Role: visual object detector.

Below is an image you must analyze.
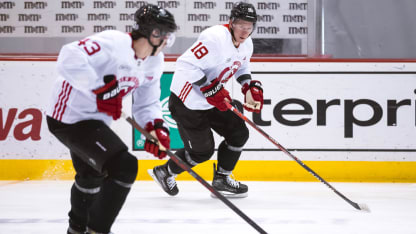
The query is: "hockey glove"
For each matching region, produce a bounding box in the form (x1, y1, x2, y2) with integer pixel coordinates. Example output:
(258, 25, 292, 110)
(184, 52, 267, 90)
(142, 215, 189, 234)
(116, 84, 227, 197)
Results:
(242, 80, 263, 113)
(93, 75, 122, 120)
(145, 119, 170, 159)
(200, 77, 231, 111)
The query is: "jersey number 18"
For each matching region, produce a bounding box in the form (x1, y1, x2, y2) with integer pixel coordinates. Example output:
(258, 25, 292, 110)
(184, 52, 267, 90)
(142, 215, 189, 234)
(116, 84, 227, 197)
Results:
(190, 42, 208, 59)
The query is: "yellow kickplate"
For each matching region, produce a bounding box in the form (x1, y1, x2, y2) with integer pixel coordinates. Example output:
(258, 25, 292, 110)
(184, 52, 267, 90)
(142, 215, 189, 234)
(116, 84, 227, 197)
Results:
(1, 159, 415, 182)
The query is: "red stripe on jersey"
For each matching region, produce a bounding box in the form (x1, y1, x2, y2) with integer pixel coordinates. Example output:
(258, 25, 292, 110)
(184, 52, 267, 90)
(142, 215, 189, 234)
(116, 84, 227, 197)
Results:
(178, 82, 188, 98)
(179, 82, 192, 102)
(57, 85, 72, 121)
(52, 81, 72, 121)
(54, 81, 71, 120)
(178, 82, 189, 99)
(52, 81, 68, 119)
(182, 84, 192, 101)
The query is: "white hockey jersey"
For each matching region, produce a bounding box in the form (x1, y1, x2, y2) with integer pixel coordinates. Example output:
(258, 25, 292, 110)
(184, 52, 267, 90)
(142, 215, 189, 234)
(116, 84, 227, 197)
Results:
(170, 24, 253, 110)
(46, 30, 164, 127)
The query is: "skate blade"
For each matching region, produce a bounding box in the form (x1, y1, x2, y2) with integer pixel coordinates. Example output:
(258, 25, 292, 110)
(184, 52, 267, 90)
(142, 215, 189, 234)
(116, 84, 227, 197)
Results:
(147, 169, 164, 189)
(210, 190, 248, 199)
(147, 169, 178, 196)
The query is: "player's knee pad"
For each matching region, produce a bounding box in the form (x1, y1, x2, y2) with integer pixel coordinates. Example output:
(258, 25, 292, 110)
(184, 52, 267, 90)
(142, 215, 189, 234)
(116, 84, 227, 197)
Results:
(73, 166, 106, 195)
(219, 140, 244, 154)
(188, 146, 215, 164)
(226, 124, 249, 147)
(176, 148, 211, 167)
(168, 148, 213, 175)
(105, 151, 138, 186)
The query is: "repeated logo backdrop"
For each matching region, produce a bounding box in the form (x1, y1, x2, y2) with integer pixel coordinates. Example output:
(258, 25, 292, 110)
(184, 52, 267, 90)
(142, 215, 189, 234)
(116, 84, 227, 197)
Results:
(0, 0, 307, 52)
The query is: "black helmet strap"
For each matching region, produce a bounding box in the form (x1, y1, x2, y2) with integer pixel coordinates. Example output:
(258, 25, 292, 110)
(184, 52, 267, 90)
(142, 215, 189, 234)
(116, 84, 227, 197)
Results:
(147, 34, 164, 56)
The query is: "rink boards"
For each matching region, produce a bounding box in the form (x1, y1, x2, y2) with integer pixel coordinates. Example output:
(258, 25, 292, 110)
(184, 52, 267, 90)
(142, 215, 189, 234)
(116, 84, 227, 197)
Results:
(0, 58, 415, 182)
(0, 159, 415, 182)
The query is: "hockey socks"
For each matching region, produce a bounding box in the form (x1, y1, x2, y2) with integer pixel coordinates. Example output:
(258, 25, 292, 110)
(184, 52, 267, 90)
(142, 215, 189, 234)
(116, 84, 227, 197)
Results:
(87, 178, 132, 233)
(217, 140, 243, 172)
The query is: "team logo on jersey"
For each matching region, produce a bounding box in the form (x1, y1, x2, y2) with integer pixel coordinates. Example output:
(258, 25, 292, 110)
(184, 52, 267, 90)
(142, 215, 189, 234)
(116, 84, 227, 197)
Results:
(219, 60, 242, 83)
(119, 76, 139, 96)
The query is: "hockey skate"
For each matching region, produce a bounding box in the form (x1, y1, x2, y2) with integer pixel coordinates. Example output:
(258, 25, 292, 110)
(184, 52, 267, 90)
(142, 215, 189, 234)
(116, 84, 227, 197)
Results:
(211, 163, 248, 198)
(86, 227, 113, 234)
(67, 219, 86, 234)
(148, 164, 179, 196)
(67, 227, 85, 234)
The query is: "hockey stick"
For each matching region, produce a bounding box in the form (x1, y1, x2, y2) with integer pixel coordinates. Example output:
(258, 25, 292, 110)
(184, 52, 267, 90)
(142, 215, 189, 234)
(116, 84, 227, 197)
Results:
(122, 113, 268, 234)
(225, 102, 370, 212)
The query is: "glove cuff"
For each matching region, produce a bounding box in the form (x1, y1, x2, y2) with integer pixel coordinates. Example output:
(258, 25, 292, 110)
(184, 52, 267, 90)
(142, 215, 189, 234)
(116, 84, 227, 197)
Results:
(242, 80, 263, 94)
(146, 119, 169, 133)
(241, 82, 249, 94)
(93, 75, 118, 97)
(200, 78, 222, 97)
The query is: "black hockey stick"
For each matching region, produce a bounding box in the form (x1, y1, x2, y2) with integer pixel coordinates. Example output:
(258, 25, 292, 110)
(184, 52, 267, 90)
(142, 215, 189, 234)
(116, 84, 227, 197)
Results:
(122, 113, 268, 234)
(225, 102, 370, 212)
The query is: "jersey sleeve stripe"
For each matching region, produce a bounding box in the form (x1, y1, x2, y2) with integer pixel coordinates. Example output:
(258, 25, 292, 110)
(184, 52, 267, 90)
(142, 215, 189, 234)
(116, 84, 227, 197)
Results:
(52, 81, 72, 121)
(57, 85, 72, 121)
(52, 81, 68, 119)
(178, 81, 189, 98)
(179, 82, 193, 102)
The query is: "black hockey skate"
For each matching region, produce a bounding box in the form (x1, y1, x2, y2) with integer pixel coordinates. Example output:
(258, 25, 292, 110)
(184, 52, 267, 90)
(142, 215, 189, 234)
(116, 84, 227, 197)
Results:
(148, 164, 179, 196)
(67, 227, 85, 234)
(86, 227, 113, 234)
(67, 219, 86, 234)
(211, 163, 248, 198)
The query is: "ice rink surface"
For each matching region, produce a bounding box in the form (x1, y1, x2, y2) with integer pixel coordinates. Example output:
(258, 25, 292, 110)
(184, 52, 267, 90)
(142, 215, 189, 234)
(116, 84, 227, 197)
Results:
(0, 180, 415, 234)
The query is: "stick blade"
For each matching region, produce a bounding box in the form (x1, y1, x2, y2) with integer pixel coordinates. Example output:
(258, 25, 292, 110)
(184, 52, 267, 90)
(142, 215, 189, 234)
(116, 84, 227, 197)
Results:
(358, 203, 371, 212)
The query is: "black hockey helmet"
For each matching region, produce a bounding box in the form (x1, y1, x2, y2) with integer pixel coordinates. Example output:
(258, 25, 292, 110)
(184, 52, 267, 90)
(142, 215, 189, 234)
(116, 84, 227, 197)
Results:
(131, 4, 177, 41)
(230, 2, 257, 25)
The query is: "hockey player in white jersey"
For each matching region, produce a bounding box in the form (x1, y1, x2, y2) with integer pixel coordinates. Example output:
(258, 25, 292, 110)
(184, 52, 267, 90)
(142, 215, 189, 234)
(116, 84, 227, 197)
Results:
(149, 2, 263, 198)
(46, 4, 176, 234)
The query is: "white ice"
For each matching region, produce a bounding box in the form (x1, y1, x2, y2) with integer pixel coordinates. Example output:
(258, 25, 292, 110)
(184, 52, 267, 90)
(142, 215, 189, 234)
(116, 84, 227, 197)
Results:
(0, 180, 415, 234)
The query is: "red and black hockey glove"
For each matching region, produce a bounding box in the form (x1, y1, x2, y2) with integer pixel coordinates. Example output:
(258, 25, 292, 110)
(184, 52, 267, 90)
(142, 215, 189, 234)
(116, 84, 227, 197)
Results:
(241, 80, 263, 113)
(200, 77, 231, 111)
(145, 119, 170, 159)
(93, 75, 122, 120)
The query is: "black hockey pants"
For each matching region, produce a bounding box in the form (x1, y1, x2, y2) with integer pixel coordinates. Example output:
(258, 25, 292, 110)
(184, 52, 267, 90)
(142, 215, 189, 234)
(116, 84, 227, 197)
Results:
(46, 116, 137, 232)
(167, 93, 249, 174)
